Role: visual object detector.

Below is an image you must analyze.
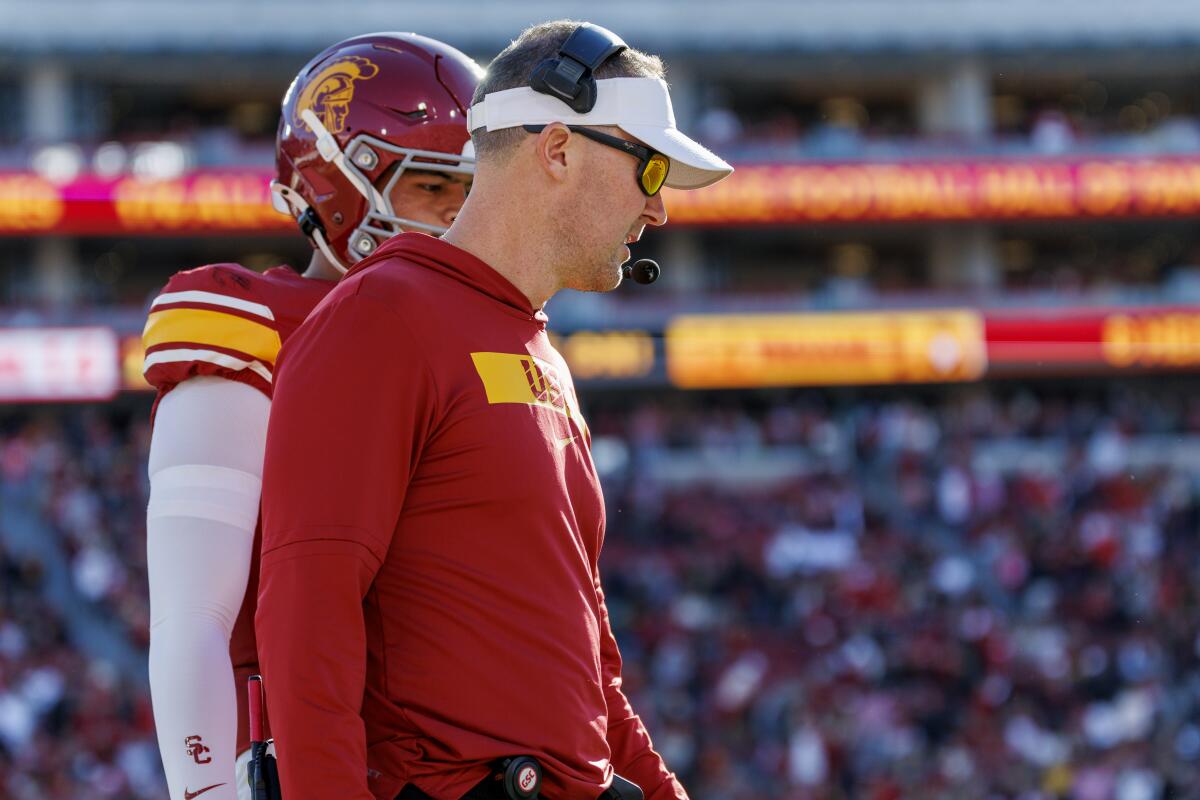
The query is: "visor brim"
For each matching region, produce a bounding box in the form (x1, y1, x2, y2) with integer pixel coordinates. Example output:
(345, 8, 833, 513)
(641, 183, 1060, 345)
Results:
(619, 124, 734, 190)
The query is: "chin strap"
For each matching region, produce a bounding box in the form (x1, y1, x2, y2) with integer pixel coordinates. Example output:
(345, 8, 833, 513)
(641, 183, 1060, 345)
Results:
(270, 181, 350, 274)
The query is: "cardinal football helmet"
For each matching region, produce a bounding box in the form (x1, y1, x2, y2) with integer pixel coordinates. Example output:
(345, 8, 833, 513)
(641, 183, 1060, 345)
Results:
(272, 33, 481, 272)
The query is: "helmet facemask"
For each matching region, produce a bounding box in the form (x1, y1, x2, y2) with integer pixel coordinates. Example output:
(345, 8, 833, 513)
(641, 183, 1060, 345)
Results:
(274, 109, 474, 273)
(343, 133, 474, 262)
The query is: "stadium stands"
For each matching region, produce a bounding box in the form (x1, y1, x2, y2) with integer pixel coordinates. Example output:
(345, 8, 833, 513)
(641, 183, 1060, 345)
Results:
(4, 383, 1200, 797)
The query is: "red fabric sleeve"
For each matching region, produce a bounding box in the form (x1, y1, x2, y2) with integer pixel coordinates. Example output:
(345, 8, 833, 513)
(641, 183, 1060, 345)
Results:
(255, 287, 435, 800)
(146, 354, 273, 403)
(142, 264, 278, 402)
(595, 572, 689, 800)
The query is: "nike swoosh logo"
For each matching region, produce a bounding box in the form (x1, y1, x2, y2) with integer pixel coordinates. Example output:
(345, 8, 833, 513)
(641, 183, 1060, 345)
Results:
(184, 784, 225, 800)
(556, 435, 578, 450)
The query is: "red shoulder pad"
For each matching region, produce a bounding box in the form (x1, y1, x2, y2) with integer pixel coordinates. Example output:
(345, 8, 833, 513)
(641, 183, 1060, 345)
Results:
(142, 264, 281, 399)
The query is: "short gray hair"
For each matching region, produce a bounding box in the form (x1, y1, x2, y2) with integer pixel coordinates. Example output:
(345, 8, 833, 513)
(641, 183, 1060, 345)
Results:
(471, 20, 666, 162)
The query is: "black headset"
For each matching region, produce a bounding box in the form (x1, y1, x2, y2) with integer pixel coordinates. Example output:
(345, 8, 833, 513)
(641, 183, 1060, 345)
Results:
(529, 23, 628, 113)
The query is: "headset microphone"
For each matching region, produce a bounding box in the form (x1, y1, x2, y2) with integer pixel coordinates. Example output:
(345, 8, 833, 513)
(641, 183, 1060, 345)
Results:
(623, 258, 660, 285)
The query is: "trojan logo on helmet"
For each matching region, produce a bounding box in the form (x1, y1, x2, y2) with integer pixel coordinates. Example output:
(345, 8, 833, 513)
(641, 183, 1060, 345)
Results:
(296, 56, 380, 134)
(271, 33, 482, 273)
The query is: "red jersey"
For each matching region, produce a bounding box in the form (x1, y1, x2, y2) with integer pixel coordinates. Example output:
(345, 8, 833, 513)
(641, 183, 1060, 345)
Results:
(256, 233, 684, 800)
(142, 262, 334, 754)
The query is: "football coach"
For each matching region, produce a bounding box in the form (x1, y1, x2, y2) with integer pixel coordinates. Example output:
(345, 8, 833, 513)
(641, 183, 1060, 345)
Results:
(255, 20, 732, 800)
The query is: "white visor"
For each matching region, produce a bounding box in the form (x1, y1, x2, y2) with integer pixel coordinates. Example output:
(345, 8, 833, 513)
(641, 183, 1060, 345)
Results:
(467, 77, 733, 190)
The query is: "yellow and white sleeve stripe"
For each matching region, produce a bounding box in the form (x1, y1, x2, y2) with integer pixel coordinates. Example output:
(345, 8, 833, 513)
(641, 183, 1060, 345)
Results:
(142, 291, 281, 384)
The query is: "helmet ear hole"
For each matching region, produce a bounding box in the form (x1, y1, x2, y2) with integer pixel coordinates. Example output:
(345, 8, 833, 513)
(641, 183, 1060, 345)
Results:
(269, 182, 293, 216)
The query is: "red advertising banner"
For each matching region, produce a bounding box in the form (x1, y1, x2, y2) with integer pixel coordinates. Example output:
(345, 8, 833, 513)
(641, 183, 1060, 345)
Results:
(5, 157, 1200, 236)
(986, 306, 1200, 375)
(663, 158, 1200, 225)
(0, 171, 292, 235)
(666, 305, 1200, 388)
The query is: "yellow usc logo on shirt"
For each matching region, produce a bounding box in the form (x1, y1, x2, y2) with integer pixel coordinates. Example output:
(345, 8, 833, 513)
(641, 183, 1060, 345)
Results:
(297, 56, 379, 134)
(471, 351, 586, 416)
(471, 352, 590, 450)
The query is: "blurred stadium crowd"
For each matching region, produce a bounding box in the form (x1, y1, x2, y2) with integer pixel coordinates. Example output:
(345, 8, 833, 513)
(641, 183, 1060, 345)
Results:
(0, 410, 157, 799)
(3, 382, 1200, 799)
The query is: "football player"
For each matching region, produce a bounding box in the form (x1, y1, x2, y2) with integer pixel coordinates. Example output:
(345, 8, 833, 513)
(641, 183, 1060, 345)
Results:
(142, 33, 480, 800)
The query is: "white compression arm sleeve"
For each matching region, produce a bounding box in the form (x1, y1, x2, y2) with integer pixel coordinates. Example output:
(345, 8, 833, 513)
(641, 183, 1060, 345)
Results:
(147, 376, 269, 800)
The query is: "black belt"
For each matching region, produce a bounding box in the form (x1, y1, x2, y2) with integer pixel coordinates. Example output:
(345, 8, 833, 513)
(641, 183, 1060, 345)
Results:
(396, 757, 643, 800)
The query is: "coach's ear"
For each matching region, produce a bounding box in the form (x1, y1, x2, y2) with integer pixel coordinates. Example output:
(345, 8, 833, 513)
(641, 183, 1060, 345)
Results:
(532, 122, 573, 187)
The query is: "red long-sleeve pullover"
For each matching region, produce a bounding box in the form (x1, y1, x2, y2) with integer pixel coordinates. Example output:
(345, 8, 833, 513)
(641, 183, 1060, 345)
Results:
(256, 233, 685, 800)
